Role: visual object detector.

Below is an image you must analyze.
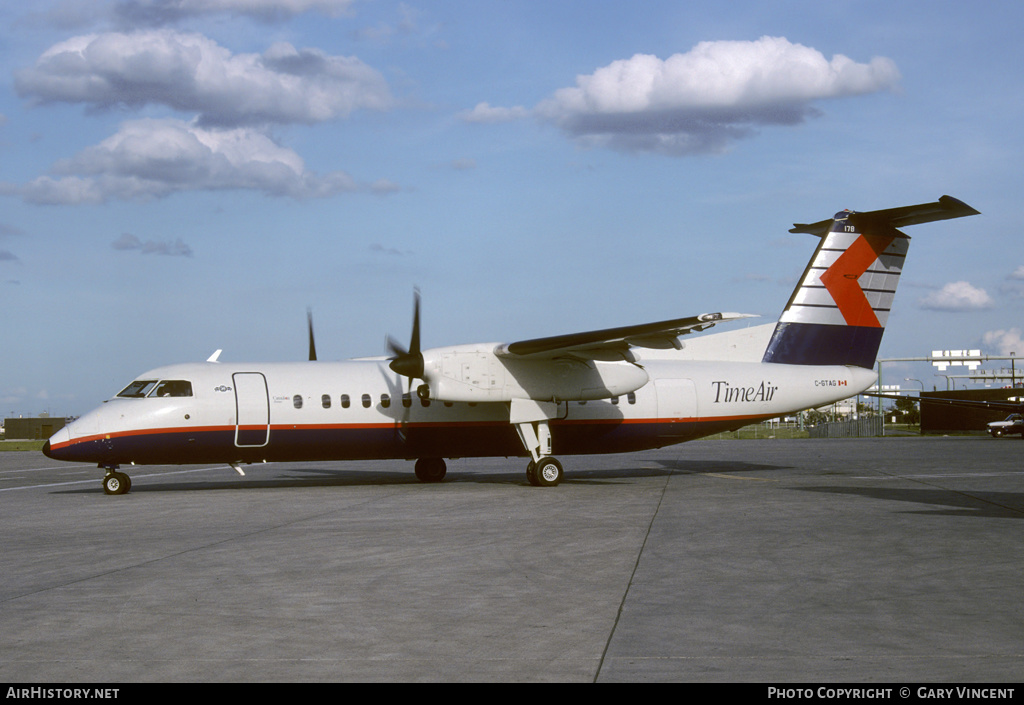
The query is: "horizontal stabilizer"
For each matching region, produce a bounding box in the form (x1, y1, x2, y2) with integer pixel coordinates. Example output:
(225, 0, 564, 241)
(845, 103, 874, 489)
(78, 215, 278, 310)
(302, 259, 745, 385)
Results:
(790, 195, 980, 237)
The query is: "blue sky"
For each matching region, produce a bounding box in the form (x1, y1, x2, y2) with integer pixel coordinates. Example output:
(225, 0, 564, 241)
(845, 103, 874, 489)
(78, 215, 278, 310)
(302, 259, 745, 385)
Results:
(1, 0, 1021, 417)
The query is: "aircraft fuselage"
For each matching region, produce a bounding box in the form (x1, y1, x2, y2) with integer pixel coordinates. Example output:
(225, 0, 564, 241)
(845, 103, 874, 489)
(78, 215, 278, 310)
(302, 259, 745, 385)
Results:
(45, 357, 876, 467)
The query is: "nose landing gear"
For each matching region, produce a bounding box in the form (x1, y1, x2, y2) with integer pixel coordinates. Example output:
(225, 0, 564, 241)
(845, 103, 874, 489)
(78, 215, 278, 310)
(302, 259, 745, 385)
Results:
(511, 400, 566, 487)
(102, 466, 132, 495)
(526, 456, 563, 487)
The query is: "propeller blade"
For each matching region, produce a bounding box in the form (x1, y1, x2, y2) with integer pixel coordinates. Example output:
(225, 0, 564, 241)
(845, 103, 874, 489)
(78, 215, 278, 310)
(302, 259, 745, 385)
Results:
(386, 335, 408, 359)
(409, 288, 421, 357)
(307, 307, 317, 361)
(388, 289, 424, 380)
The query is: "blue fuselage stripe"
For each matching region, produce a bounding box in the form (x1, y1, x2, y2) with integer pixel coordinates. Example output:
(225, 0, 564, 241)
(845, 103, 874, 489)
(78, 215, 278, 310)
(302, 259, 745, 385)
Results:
(49, 417, 752, 465)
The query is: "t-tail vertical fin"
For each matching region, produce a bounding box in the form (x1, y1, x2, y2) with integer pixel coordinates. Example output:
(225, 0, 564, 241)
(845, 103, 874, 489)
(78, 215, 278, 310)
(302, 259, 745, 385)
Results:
(762, 196, 979, 369)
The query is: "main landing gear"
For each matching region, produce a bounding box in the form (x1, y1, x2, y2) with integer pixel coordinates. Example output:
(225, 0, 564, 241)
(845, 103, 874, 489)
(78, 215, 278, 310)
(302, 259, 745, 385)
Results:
(414, 457, 446, 483)
(102, 466, 132, 495)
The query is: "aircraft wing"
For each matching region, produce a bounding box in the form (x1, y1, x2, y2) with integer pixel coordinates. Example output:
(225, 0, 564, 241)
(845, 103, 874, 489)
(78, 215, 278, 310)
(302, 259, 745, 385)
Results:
(495, 312, 756, 361)
(790, 195, 981, 237)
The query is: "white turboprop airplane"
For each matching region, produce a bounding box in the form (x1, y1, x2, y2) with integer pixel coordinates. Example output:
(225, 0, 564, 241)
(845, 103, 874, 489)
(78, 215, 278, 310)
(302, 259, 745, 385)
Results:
(44, 196, 979, 494)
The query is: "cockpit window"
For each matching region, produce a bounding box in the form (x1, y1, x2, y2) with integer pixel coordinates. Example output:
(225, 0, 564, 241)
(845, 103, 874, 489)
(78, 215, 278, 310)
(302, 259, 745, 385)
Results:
(116, 379, 193, 398)
(117, 380, 159, 398)
(151, 380, 193, 397)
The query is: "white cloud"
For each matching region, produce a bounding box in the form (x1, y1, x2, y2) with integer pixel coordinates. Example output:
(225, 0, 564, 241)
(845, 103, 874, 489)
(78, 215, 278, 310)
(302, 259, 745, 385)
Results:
(22, 0, 356, 31)
(369, 178, 401, 195)
(1001, 266, 1024, 299)
(113, 233, 193, 257)
(531, 36, 900, 155)
(0, 387, 29, 406)
(13, 118, 363, 203)
(369, 243, 411, 256)
(918, 281, 994, 311)
(982, 328, 1024, 356)
(461, 102, 529, 124)
(16, 29, 393, 127)
(113, 0, 357, 25)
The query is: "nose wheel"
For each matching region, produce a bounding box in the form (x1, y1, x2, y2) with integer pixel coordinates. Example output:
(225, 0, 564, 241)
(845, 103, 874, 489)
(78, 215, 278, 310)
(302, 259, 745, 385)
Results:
(102, 468, 132, 495)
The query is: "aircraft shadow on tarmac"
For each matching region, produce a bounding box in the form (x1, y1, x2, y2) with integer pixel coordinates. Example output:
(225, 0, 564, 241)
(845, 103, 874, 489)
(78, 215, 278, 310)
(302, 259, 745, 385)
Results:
(52, 465, 670, 494)
(796, 486, 1024, 519)
(53, 466, 1024, 516)
(653, 459, 789, 475)
(53, 459, 788, 495)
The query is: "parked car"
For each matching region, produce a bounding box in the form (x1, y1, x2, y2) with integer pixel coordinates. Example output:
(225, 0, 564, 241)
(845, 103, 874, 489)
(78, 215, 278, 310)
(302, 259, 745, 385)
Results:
(987, 413, 1024, 437)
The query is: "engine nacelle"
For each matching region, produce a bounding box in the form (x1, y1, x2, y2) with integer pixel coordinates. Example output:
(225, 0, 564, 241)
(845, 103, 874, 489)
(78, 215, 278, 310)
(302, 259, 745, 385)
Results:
(420, 344, 649, 403)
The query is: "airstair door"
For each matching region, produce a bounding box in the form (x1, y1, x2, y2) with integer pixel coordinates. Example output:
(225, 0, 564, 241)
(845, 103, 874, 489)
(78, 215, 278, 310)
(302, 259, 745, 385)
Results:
(233, 372, 270, 448)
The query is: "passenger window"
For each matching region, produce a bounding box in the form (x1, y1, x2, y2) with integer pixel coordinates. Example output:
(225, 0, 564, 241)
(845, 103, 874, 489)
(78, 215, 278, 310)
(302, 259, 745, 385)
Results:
(611, 396, 619, 405)
(402, 393, 412, 408)
(322, 394, 331, 409)
(341, 394, 350, 409)
(381, 394, 391, 409)
(293, 395, 303, 409)
(117, 380, 159, 398)
(627, 392, 636, 405)
(361, 394, 371, 408)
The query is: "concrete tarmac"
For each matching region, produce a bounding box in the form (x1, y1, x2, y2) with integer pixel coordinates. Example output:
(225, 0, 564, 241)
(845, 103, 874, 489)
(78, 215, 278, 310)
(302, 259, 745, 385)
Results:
(1, 436, 1022, 683)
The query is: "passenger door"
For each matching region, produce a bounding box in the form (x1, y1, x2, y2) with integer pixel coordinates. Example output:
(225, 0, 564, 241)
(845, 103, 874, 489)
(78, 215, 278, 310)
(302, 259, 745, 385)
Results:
(233, 372, 270, 448)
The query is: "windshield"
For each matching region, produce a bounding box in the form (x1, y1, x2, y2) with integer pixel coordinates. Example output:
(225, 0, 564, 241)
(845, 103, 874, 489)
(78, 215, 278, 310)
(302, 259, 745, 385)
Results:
(152, 380, 192, 397)
(117, 380, 159, 398)
(116, 379, 193, 398)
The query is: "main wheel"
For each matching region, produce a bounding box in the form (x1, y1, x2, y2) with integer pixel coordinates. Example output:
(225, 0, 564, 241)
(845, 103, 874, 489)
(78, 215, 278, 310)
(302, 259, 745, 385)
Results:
(533, 457, 563, 487)
(414, 457, 446, 483)
(103, 472, 131, 495)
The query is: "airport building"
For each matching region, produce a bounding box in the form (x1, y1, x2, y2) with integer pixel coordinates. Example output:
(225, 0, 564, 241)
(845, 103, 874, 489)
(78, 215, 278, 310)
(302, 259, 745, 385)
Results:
(920, 389, 1021, 433)
(3, 416, 69, 440)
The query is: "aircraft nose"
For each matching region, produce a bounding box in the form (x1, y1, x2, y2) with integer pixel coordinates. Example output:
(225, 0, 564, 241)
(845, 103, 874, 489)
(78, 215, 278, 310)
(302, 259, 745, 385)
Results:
(43, 425, 72, 460)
